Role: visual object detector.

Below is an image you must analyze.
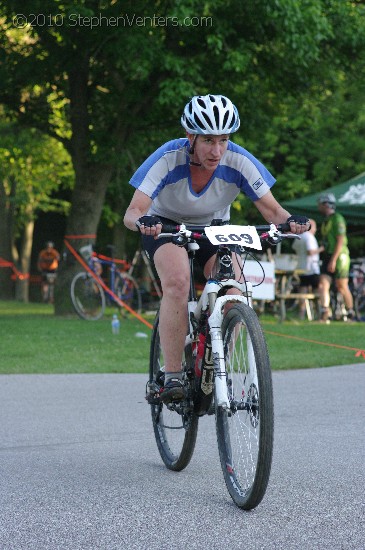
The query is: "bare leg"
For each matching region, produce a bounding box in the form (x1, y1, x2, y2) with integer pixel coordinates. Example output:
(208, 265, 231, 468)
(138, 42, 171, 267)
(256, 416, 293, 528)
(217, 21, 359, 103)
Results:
(336, 278, 353, 310)
(318, 274, 332, 321)
(42, 282, 49, 302)
(154, 243, 190, 373)
(318, 274, 331, 309)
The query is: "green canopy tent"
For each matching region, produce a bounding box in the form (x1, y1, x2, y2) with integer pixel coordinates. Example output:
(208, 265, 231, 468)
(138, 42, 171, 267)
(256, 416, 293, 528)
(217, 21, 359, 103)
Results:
(282, 172, 365, 226)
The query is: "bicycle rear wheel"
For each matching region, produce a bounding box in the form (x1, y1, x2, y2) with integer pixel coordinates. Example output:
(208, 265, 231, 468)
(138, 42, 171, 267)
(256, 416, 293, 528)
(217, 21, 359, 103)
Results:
(70, 271, 105, 321)
(215, 303, 274, 510)
(148, 314, 199, 471)
(114, 272, 142, 313)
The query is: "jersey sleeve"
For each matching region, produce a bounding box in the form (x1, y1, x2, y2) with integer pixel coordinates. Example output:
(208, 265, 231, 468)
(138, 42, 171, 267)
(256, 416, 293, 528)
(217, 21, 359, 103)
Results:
(129, 139, 186, 199)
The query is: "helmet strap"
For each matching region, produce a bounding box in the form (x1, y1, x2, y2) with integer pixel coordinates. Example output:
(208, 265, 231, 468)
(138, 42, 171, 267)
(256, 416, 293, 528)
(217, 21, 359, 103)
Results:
(188, 136, 202, 166)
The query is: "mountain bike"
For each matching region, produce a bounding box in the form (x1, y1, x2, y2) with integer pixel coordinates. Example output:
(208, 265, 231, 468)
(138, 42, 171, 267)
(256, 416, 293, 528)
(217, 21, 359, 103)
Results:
(328, 261, 365, 322)
(70, 245, 141, 320)
(349, 262, 365, 321)
(146, 220, 297, 510)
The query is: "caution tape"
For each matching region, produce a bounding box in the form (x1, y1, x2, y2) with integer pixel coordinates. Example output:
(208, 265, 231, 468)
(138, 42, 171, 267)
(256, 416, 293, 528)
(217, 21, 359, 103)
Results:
(0, 257, 29, 280)
(264, 329, 365, 359)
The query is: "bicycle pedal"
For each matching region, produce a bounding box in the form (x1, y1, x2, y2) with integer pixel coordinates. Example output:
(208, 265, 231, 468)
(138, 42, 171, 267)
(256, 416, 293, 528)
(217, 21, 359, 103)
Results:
(145, 394, 161, 405)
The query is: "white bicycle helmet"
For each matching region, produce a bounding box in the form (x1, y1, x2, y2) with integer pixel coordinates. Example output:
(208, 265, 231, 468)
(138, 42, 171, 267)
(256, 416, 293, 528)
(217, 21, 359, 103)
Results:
(318, 192, 336, 205)
(181, 94, 240, 135)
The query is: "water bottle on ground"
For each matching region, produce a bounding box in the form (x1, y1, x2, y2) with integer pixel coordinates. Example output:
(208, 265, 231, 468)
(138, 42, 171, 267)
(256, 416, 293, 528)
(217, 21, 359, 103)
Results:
(111, 314, 120, 334)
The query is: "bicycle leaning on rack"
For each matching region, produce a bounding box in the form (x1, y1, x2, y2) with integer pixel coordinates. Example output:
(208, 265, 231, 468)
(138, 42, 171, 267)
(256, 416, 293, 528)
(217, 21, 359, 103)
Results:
(70, 245, 142, 320)
(146, 220, 298, 510)
(329, 261, 365, 322)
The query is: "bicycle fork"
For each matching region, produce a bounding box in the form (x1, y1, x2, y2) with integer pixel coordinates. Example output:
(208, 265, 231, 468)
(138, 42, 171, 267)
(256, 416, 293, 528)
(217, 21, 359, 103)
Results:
(208, 287, 253, 410)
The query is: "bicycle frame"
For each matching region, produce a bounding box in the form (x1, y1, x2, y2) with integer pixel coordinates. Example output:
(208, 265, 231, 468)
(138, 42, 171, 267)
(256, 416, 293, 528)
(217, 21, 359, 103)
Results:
(186, 275, 254, 409)
(89, 256, 117, 295)
(149, 221, 295, 509)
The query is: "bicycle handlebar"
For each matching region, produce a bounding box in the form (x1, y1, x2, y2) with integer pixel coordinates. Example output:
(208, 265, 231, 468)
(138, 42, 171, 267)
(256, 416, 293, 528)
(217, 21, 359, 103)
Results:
(158, 221, 292, 238)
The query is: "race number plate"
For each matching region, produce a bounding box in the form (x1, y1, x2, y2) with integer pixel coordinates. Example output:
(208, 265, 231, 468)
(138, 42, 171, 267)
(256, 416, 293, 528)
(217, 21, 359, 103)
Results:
(205, 225, 262, 250)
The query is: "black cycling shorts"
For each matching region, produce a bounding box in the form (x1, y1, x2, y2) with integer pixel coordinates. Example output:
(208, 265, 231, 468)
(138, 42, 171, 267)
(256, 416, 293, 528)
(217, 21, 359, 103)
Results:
(141, 216, 233, 270)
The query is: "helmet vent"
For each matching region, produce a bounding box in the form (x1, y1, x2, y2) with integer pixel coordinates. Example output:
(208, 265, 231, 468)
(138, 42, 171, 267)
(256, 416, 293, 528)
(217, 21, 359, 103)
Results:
(222, 111, 229, 128)
(197, 97, 206, 109)
(193, 112, 205, 129)
(202, 111, 213, 129)
(213, 105, 220, 128)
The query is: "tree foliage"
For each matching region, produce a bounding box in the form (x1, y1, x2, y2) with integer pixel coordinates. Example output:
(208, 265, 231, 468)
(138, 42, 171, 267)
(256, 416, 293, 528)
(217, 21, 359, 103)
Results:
(0, 0, 364, 305)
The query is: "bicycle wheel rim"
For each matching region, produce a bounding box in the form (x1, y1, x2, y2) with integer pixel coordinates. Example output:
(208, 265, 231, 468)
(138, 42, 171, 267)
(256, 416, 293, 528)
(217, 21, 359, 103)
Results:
(216, 303, 274, 509)
(70, 272, 105, 321)
(149, 314, 198, 471)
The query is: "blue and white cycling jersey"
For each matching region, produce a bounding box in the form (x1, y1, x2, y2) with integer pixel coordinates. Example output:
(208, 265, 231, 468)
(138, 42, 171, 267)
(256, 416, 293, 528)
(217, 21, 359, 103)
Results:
(129, 138, 276, 225)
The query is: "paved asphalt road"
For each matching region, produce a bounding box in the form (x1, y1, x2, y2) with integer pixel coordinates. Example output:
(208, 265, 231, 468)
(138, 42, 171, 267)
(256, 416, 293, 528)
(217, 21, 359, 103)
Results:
(0, 364, 364, 550)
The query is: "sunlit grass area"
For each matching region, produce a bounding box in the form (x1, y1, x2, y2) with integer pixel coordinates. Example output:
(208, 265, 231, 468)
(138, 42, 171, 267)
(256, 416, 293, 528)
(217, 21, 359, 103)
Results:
(0, 301, 364, 374)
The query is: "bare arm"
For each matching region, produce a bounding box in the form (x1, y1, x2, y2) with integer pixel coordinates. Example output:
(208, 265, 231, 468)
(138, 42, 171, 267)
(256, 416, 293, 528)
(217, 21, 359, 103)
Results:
(254, 191, 309, 234)
(123, 189, 153, 231)
(326, 234, 345, 273)
(123, 189, 163, 237)
(308, 245, 324, 256)
(332, 234, 345, 263)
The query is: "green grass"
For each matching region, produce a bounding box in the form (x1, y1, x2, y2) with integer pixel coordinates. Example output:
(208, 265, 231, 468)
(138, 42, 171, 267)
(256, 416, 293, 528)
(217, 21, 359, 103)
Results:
(0, 301, 152, 374)
(0, 301, 364, 374)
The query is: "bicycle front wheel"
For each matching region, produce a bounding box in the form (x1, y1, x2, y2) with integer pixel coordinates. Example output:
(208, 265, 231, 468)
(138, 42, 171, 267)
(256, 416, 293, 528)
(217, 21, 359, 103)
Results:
(70, 271, 106, 321)
(148, 314, 199, 471)
(115, 272, 142, 313)
(215, 303, 274, 510)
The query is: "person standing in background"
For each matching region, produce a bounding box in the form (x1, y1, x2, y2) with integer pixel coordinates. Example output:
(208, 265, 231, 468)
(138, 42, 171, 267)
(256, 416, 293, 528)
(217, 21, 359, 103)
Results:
(37, 241, 60, 303)
(317, 193, 354, 322)
(292, 218, 324, 319)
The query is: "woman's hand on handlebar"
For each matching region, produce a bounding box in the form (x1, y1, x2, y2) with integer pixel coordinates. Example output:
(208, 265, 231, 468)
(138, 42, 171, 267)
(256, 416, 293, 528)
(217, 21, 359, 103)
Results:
(135, 215, 163, 237)
(285, 214, 311, 234)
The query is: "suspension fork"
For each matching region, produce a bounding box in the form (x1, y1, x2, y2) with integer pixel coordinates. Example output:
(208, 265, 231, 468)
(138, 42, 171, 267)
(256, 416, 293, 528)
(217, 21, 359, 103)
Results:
(208, 286, 252, 410)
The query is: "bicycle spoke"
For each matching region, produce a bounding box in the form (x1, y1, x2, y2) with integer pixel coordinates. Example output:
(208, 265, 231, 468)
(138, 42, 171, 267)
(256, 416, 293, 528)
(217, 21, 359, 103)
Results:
(216, 304, 273, 510)
(148, 314, 198, 471)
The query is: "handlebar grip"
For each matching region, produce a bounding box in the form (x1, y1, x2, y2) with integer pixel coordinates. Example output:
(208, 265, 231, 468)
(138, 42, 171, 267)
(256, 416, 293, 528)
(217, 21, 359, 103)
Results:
(277, 222, 291, 233)
(161, 223, 180, 233)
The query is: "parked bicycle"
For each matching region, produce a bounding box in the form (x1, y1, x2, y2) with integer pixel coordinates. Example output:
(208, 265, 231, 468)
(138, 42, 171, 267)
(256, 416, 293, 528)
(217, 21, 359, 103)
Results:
(70, 245, 141, 320)
(146, 220, 297, 510)
(329, 261, 365, 322)
(350, 262, 365, 320)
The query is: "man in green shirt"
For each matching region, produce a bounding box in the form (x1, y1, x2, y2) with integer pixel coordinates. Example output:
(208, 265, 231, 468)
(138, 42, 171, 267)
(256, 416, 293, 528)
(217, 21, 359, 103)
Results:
(317, 192, 354, 322)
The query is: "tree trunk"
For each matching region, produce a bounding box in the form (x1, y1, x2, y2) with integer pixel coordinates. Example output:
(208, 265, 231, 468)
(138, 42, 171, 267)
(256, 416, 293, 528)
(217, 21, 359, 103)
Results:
(15, 216, 34, 302)
(0, 177, 16, 299)
(54, 163, 113, 315)
(54, 51, 113, 315)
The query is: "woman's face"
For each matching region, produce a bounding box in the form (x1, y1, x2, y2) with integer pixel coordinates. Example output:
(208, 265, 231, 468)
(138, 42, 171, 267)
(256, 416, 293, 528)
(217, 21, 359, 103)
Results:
(189, 134, 229, 170)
